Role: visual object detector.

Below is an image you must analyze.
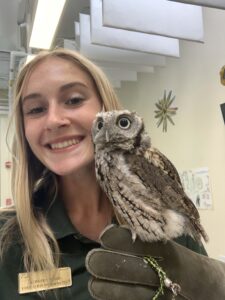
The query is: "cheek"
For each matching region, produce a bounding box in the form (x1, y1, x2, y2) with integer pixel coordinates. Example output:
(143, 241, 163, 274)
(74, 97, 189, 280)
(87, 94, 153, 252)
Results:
(81, 112, 100, 133)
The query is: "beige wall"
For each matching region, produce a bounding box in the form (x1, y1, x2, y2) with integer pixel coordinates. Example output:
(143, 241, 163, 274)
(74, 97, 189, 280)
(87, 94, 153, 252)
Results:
(117, 7, 225, 259)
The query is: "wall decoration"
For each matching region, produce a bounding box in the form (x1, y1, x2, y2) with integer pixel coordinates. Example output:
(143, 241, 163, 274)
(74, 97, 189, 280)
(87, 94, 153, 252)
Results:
(220, 65, 225, 86)
(220, 103, 225, 123)
(5, 161, 12, 169)
(5, 198, 13, 207)
(154, 90, 178, 132)
(179, 167, 213, 210)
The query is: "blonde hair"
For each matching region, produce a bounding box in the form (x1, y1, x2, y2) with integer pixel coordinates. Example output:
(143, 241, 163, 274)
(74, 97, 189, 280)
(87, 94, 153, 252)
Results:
(0, 48, 122, 274)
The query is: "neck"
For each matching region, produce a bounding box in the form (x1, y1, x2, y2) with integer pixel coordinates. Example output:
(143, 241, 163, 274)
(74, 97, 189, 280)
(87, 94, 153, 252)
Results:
(58, 166, 113, 241)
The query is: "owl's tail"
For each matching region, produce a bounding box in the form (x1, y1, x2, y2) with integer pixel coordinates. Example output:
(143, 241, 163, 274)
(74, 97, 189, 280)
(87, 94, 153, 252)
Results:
(191, 218, 209, 244)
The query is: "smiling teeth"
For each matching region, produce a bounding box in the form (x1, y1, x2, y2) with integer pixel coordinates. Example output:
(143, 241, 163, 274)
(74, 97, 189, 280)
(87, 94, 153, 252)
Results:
(50, 139, 80, 149)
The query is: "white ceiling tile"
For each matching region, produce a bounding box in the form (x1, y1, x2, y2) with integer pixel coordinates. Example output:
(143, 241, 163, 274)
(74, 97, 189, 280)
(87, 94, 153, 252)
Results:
(168, 0, 225, 9)
(79, 14, 166, 66)
(101, 67, 138, 81)
(94, 60, 155, 73)
(90, 0, 180, 57)
(103, 0, 204, 42)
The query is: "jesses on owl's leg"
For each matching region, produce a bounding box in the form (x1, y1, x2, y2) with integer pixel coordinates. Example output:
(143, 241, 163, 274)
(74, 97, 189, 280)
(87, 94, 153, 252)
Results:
(119, 225, 137, 242)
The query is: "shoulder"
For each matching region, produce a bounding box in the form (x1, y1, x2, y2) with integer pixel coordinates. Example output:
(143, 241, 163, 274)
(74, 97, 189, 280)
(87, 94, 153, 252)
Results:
(0, 207, 17, 242)
(0, 207, 16, 226)
(0, 207, 21, 262)
(174, 234, 208, 256)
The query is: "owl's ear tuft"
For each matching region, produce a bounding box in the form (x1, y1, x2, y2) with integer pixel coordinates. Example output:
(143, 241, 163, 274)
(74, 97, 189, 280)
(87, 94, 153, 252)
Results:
(131, 111, 137, 116)
(139, 131, 151, 149)
(131, 111, 144, 122)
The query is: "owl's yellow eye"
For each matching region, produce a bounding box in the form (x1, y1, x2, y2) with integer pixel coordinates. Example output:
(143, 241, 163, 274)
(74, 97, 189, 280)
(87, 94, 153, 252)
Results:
(97, 120, 104, 130)
(118, 117, 131, 129)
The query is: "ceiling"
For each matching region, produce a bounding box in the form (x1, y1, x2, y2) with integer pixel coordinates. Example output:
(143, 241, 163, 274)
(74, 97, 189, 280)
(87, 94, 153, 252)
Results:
(0, 0, 89, 51)
(0, 0, 225, 113)
(0, 0, 89, 112)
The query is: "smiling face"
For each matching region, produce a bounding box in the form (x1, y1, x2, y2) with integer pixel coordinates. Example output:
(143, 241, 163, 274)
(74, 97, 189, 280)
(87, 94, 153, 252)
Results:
(22, 57, 102, 176)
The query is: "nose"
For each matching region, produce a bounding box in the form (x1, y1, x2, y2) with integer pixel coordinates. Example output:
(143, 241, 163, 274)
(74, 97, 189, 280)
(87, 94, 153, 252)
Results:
(45, 104, 70, 131)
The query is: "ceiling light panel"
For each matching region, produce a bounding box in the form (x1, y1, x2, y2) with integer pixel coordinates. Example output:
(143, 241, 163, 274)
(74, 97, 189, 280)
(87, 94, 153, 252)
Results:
(29, 0, 66, 49)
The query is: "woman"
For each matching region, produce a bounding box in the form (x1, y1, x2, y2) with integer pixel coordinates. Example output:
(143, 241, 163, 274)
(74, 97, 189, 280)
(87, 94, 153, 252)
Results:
(0, 48, 212, 299)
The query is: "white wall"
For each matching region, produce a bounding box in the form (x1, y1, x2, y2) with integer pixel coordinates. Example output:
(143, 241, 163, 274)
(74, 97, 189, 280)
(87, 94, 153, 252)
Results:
(0, 116, 12, 207)
(117, 7, 225, 259)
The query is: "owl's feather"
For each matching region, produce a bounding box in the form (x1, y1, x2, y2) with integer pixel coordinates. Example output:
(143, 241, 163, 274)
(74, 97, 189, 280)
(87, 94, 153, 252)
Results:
(92, 110, 209, 244)
(145, 147, 182, 186)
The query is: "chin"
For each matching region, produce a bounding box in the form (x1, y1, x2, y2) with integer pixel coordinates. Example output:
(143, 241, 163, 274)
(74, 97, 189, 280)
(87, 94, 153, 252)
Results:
(48, 159, 95, 177)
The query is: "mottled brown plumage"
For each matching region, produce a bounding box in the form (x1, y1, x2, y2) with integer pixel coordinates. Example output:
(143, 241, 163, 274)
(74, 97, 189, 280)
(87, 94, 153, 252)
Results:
(92, 110, 208, 244)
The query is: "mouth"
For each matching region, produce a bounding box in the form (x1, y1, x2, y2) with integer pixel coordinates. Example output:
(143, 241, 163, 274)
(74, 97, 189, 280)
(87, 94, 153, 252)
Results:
(46, 137, 84, 150)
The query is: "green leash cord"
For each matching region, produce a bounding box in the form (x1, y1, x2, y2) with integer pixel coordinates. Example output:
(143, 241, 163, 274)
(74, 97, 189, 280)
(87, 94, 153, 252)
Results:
(144, 256, 181, 300)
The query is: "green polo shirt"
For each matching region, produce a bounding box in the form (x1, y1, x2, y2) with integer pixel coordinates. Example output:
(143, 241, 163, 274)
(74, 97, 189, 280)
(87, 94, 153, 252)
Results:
(0, 197, 99, 300)
(0, 194, 207, 299)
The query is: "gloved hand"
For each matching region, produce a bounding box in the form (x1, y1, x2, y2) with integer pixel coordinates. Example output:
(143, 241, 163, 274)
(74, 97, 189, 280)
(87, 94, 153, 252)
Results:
(86, 225, 225, 300)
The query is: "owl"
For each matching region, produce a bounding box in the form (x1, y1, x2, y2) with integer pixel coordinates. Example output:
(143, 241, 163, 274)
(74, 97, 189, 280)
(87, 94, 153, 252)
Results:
(92, 110, 208, 244)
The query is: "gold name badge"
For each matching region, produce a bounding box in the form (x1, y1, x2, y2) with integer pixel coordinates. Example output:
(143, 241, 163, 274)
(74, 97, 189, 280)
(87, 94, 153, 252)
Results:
(18, 267, 72, 294)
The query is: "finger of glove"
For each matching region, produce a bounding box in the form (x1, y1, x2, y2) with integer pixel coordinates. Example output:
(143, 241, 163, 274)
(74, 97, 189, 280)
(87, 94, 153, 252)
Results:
(100, 224, 178, 258)
(86, 248, 159, 286)
(88, 278, 175, 300)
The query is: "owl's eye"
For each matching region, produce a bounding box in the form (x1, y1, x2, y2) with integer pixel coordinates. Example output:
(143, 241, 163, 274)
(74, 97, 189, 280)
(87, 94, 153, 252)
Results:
(118, 117, 131, 129)
(97, 120, 104, 130)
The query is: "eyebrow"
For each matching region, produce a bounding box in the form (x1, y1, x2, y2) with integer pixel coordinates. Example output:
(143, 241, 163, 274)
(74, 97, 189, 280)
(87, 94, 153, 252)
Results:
(22, 93, 42, 103)
(59, 81, 88, 92)
(22, 81, 89, 103)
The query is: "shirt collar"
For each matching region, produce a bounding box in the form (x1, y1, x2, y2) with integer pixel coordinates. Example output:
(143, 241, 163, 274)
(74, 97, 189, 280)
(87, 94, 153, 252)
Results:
(33, 187, 91, 242)
(34, 187, 114, 243)
(45, 195, 77, 240)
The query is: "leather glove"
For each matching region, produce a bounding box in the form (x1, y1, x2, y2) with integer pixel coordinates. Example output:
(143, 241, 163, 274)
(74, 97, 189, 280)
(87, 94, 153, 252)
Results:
(86, 224, 225, 300)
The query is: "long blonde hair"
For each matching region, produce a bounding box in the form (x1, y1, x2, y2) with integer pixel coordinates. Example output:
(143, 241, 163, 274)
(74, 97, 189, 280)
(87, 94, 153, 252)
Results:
(0, 48, 122, 274)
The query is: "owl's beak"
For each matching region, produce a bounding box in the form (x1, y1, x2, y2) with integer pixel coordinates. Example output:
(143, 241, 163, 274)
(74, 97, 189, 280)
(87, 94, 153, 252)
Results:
(105, 130, 109, 142)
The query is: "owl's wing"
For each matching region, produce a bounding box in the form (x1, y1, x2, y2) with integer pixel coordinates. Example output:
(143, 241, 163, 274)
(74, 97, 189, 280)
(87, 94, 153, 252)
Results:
(125, 151, 200, 219)
(144, 147, 182, 186)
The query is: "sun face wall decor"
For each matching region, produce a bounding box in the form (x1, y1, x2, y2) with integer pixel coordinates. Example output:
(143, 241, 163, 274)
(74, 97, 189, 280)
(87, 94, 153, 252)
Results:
(154, 90, 178, 132)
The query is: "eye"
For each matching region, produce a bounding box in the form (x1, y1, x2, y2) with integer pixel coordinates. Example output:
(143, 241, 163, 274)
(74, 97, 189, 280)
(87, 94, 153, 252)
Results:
(117, 116, 131, 129)
(65, 97, 84, 106)
(24, 106, 46, 116)
(97, 119, 104, 130)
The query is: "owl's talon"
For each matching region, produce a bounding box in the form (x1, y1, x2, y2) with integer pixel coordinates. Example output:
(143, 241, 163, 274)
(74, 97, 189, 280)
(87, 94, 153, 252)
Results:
(131, 231, 137, 242)
(119, 225, 137, 242)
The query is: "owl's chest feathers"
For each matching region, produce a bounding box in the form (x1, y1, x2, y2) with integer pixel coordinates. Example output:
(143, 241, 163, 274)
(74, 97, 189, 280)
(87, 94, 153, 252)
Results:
(95, 150, 187, 242)
(95, 150, 130, 184)
(95, 150, 157, 213)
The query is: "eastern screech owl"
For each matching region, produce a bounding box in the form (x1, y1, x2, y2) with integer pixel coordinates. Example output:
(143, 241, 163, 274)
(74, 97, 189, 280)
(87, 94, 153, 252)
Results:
(92, 110, 208, 244)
